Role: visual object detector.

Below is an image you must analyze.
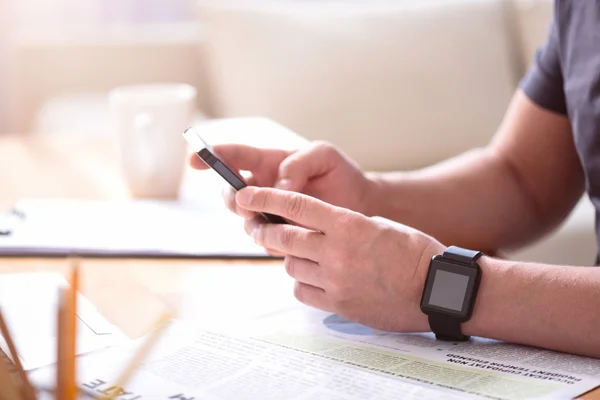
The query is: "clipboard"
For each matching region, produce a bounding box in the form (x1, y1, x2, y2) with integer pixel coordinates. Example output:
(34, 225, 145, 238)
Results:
(0, 199, 275, 259)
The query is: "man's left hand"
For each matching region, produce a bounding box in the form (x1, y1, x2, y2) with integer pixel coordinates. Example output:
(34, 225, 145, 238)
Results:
(236, 187, 445, 332)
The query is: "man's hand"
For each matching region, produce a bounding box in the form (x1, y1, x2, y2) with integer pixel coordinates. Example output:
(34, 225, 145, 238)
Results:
(189, 141, 374, 219)
(235, 186, 445, 332)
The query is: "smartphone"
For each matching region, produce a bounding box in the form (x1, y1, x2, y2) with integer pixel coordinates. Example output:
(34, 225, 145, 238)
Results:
(183, 127, 287, 224)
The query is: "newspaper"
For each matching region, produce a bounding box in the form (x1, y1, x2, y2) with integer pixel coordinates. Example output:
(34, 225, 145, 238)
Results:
(27, 308, 600, 400)
(250, 307, 600, 399)
(28, 320, 476, 400)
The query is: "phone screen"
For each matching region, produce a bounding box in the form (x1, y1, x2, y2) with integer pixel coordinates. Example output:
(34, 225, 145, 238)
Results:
(213, 160, 246, 191)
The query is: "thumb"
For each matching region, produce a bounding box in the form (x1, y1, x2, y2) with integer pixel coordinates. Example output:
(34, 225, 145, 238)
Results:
(275, 142, 339, 191)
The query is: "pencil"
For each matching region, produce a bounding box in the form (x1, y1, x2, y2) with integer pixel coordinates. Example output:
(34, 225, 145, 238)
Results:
(0, 307, 36, 400)
(56, 288, 68, 400)
(0, 351, 21, 400)
(104, 312, 172, 400)
(66, 262, 79, 400)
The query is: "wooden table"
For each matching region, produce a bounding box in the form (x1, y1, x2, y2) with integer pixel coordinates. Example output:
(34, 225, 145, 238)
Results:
(1, 133, 598, 399)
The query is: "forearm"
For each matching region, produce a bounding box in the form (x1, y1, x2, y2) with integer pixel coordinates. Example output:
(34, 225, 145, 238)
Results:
(364, 148, 544, 252)
(463, 257, 600, 358)
(361, 91, 584, 252)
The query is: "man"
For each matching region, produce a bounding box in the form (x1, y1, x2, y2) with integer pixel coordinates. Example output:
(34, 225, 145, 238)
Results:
(190, 1, 600, 358)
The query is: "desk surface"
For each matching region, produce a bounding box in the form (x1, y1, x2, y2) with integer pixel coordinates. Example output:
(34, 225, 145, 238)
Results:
(0, 133, 129, 211)
(1, 132, 598, 399)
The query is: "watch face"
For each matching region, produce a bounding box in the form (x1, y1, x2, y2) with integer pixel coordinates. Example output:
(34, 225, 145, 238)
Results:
(420, 257, 481, 320)
(429, 269, 469, 312)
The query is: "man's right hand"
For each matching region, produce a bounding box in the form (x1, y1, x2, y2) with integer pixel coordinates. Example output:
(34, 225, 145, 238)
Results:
(188, 141, 375, 220)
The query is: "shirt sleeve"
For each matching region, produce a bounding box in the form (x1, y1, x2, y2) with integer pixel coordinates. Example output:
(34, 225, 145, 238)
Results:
(519, 16, 567, 115)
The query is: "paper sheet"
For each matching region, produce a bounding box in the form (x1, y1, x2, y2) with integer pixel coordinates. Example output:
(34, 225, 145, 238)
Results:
(0, 272, 128, 370)
(0, 198, 269, 258)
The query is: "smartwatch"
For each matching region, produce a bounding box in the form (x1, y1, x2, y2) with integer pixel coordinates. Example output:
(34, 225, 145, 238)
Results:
(420, 246, 483, 341)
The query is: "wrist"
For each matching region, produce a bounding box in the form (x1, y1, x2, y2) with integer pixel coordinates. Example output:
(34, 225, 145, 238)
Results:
(414, 241, 447, 331)
(461, 256, 507, 338)
(362, 172, 387, 216)
(420, 245, 494, 340)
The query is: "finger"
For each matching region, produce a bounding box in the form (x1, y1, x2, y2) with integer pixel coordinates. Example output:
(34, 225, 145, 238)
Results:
(189, 153, 209, 170)
(237, 187, 343, 233)
(245, 218, 324, 261)
(190, 143, 288, 172)
(275, 141, 340, 191)
(293, 281, 333, 312)
(265, 248, 285, 257)
(188, 144, 262, 171)
(284, 256, 324, 289)
(222, 186, 256, 220)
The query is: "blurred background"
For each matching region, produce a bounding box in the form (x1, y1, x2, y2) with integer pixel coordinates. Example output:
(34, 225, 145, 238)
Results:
(0, 0, 596, 265)
(0, 0, 199, 135)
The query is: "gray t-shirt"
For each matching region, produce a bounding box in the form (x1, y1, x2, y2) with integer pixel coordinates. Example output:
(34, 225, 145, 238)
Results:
(519, 1, 600, 255)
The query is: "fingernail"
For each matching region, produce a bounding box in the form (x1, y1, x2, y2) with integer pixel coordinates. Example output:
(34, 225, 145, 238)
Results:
(251, 225, 259, 241)
(247, 220, 259, 241)
(275, 178, 292, 190)
(237, 188, 255, 206)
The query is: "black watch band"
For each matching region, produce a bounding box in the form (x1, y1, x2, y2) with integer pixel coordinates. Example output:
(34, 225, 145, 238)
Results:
(429, 314, 469, 341)
(429, 246, 482, 342)
(442, 246, 483, 264)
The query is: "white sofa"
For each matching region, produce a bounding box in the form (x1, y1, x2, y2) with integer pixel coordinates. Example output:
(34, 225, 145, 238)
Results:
(19, 0, 598, 265)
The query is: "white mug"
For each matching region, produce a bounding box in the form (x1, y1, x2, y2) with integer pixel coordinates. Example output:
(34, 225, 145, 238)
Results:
(109, 83, 197, 199)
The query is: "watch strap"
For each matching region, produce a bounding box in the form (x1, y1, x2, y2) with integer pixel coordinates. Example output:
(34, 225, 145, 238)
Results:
(429, 314, 470, 341)
(443, 246, 482, 264)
